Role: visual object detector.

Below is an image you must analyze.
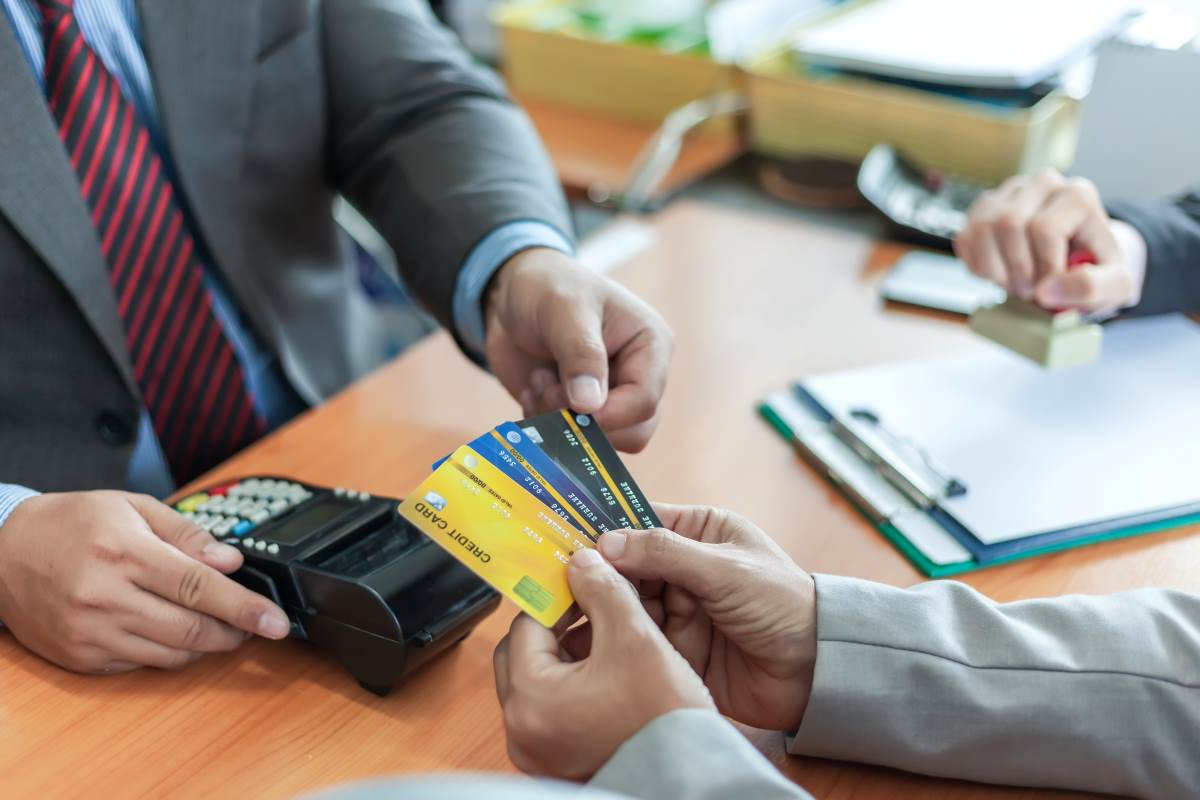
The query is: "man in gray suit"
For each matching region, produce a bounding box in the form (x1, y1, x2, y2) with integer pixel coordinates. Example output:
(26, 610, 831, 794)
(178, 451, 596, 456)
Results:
(0, 1, 671, 675)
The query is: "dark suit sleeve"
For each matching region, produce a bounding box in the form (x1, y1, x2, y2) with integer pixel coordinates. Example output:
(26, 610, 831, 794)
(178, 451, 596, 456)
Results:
(320, 0, 573, 330)
(1107, 191, 1200, 316)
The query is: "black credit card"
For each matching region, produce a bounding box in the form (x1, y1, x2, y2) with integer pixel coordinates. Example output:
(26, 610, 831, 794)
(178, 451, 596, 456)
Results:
(519, 410, 661, 530)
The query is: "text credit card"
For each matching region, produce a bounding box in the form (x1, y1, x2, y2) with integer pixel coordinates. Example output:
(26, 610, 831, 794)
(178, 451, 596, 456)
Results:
(399, 445, 593, 627)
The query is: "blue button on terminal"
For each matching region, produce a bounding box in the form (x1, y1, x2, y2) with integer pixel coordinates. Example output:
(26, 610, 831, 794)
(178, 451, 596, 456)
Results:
(233, 520, 254, 537)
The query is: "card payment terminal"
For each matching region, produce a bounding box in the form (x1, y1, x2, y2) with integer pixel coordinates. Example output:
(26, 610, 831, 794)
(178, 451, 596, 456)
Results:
(173, 477, 499, 695)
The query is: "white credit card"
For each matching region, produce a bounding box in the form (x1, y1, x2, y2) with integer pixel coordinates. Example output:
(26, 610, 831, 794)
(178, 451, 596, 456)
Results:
(880, 251, 1006, 316)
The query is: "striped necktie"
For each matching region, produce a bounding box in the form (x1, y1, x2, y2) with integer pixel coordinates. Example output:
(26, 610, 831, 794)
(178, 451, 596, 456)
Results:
(36, 0, 267, 482)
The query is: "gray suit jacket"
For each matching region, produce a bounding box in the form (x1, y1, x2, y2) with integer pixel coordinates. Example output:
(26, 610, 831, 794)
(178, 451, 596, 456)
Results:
(588, 575, 1200, 800)
(1110, 191, 1200, 316)
(0, 0, 570, 491)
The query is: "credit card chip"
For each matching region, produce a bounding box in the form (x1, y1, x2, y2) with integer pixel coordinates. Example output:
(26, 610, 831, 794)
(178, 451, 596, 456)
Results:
(513, 576, 554, 612)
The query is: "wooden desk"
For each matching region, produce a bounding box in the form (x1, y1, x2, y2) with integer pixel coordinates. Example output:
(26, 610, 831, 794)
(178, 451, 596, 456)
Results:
(518, 95, 743, 203)
(3, 202, 1197, 799)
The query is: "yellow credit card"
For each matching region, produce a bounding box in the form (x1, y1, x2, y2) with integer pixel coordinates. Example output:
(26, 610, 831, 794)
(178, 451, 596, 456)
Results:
(398, 445, 595, 627)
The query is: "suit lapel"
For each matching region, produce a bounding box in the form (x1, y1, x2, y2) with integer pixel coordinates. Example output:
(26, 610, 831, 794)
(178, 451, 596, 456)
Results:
(0, 21, 137, 393)
(136, 0, 260, 267)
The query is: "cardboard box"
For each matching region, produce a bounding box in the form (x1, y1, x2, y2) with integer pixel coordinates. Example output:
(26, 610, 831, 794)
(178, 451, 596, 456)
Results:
(496, 1, 741, 133)
(745, 3, 1081, 184)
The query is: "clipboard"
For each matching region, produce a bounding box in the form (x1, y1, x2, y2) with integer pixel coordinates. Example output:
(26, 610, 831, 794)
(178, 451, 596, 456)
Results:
(760, 387, 1200, 577)
(757, 316, 1200, 576)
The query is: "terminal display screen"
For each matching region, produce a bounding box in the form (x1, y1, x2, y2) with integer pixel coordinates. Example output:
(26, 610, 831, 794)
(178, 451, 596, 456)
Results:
(266, 501, 348, 545)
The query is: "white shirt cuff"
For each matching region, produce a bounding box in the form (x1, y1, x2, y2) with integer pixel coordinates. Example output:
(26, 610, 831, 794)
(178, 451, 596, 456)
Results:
(0, 483, 40, 530)
(1111, 218, 1148, 311)
(451, 220, 575, 358)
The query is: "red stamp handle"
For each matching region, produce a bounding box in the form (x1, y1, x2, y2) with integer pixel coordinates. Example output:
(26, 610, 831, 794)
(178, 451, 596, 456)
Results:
(1067, 249, 1096, 269)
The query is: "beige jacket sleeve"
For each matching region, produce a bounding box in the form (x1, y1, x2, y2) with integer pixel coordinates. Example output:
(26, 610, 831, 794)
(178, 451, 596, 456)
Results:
(591, 709, 811, 800)
(791, 575, 1200, 799)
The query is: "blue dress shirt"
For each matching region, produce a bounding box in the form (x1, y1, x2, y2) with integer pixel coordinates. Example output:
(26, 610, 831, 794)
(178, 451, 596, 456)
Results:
(0, 0, 572, 527)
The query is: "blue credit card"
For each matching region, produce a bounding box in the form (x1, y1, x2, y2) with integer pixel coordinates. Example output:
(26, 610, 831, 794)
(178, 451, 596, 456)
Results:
(493, 422, 620, 537)
(455, 431, 597, 540)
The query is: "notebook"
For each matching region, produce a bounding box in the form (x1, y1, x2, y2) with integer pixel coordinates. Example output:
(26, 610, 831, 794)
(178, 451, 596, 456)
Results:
(791, 0, 1136, 88)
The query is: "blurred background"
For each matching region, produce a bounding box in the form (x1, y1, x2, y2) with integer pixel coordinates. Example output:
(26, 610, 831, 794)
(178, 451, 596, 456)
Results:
(353, 0, 1200, 356)
(431, 0, 1198, 224)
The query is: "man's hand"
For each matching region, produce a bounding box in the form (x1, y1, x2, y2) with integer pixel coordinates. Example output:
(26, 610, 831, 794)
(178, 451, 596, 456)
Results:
(0, 491, 291, 674)
(485, 248, 673, 452)
(954, 169, 1147, 312)
(595, 505, 817, 733)
(493, 549, 713, 781)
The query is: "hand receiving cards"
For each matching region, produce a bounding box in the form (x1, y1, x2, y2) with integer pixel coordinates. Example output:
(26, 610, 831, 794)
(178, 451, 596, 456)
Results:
(399, 411, 660, 627)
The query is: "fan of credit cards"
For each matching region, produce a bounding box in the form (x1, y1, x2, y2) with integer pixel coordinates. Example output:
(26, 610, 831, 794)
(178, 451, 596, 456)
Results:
(398, 410, 660, 628)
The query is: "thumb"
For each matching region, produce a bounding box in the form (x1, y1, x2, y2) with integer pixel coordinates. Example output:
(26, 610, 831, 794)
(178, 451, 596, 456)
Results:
(1035, 262, 1133, 312)
(129, 494, 244, 574)
(598, 528, 726, 598)
(567, 549, 648, 648)
(542, 302, 609, 414)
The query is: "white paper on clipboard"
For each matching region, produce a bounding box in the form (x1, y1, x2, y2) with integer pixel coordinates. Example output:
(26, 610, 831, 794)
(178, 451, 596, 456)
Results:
(804, 315, 1200, 544)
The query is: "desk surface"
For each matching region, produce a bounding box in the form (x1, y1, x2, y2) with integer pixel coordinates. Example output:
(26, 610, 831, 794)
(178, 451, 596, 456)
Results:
(518, 94, 743, 203)
(4, 201, 1197, 799)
